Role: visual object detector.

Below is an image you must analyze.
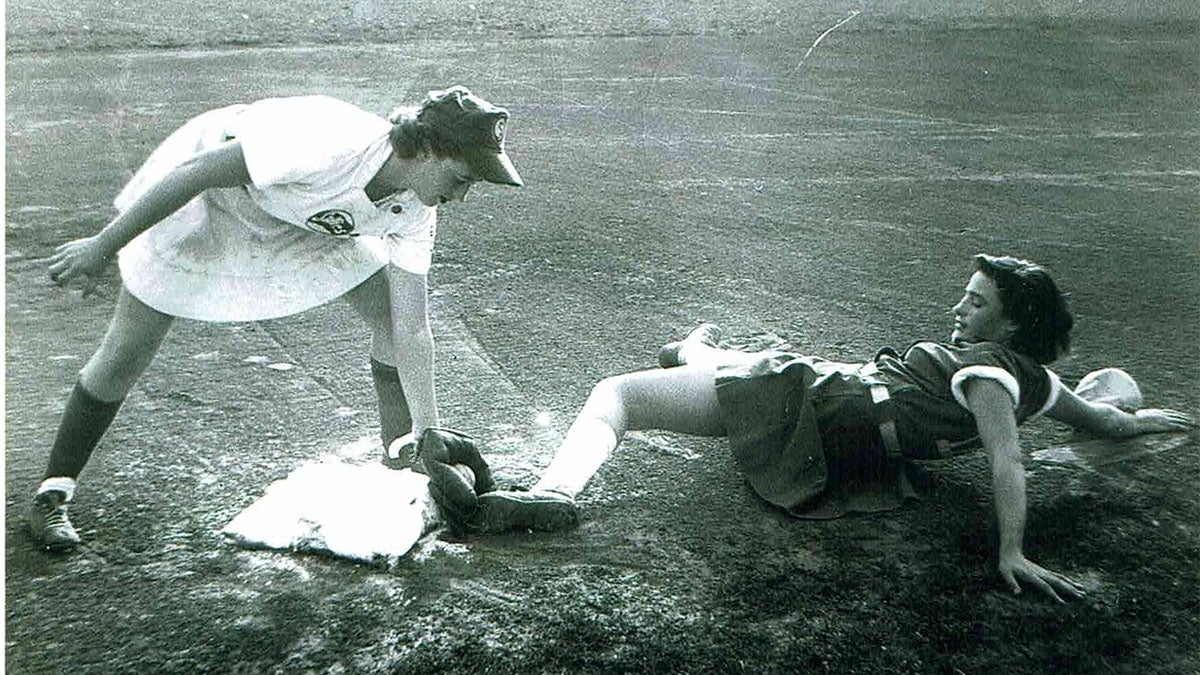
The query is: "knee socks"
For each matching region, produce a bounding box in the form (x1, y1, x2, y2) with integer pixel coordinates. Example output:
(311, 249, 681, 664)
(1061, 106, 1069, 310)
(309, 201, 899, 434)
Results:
(43, 380, 124, 482)
(533, 416, 620, 498)
(370, 358, 412, 448)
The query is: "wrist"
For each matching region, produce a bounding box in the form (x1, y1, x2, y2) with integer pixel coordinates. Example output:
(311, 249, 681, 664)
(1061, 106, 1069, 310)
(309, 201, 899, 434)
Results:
(998, 539, 1023, 560)
(91, 232, 121, 260)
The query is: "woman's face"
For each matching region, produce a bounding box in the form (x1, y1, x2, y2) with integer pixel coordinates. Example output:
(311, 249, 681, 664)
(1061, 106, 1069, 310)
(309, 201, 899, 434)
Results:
(410, 157, 479, 207)
(950, 271, 1015, 345)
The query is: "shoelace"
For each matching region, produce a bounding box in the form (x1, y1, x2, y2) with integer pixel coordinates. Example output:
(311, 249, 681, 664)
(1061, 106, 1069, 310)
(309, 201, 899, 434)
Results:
(43, 506, 70, 529)
(38, 497, 70, 528)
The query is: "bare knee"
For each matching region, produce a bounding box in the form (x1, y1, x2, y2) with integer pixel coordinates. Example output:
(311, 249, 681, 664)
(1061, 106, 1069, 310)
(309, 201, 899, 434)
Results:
(584, 368, 726, 437)
(581, 375, 631, 433)
(79, 290, 173, 399)
(343, 272, 396, 362)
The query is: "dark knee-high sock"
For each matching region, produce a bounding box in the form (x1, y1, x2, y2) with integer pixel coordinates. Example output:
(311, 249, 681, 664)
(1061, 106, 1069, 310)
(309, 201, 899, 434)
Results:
(44, 381, 125, 480)
(370, 358, 412, 448)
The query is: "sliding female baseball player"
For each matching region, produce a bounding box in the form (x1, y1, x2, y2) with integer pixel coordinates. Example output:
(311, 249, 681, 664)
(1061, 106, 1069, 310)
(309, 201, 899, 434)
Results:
(33, 86, 522, 550)
(423, 255, 1194, 603)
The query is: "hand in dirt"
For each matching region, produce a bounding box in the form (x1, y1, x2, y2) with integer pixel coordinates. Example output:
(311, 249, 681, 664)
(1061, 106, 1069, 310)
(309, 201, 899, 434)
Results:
(47, 235, 110, 298)
(998, 553, 1085, 604)
(1133, 408, 1194, 434)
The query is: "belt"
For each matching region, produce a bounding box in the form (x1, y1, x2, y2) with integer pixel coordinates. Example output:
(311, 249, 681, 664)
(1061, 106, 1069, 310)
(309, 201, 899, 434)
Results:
(869, 383, 903, 459)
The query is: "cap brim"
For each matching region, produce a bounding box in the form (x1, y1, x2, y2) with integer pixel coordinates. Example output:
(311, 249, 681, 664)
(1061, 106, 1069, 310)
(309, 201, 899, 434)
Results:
(468, 151, 523, 187)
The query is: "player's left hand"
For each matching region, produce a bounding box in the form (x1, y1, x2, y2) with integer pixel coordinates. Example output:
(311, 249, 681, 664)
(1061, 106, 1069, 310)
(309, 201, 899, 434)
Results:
(1133, 408, 1194, 434)
(47, 236, 110, 297)
(998, 552, 1086, 603)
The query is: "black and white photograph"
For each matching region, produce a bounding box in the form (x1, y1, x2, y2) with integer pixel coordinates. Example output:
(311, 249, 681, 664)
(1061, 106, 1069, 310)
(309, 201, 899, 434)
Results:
(5, 1, 1199, 673)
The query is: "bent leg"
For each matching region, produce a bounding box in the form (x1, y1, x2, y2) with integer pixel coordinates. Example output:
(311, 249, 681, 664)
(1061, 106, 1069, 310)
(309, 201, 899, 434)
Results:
(660, 323, 782, 370)
(343, 270, 413, 449)
(533, 366, 725, 497)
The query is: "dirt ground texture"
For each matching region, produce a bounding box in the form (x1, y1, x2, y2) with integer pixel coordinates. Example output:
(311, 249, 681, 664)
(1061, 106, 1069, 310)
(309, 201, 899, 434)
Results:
(6, 2, 1200, 674)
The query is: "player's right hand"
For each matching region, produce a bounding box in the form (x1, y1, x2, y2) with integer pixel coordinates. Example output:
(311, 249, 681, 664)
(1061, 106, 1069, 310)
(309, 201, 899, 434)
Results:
(48, 235, 110, 297)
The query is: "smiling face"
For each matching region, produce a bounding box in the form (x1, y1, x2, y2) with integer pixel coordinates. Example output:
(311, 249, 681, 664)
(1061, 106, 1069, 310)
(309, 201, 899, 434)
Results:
(950, 271, 1016, 346)
(409, 157, 480, 207)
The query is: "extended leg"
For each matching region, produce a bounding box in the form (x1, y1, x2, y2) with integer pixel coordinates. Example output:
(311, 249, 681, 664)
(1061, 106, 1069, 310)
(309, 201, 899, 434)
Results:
(533, 365, 726, 497)
(33, 287, 174, 550)
(467, 366, 726, 534)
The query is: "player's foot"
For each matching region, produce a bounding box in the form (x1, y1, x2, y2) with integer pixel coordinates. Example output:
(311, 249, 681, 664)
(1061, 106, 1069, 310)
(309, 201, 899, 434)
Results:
(657, 323, 723, 368)
(466, 489, 579, 534)
(29, 490, 81, 551)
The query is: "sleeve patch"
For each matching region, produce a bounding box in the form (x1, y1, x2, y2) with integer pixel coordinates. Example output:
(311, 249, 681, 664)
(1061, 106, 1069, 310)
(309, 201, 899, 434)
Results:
(951, 365, 1020, 410)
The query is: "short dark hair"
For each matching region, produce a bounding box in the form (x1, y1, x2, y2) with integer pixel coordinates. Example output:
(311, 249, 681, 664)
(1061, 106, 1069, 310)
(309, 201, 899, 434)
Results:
(973, 254, 1073, 364)
(386, 105, 461, 160)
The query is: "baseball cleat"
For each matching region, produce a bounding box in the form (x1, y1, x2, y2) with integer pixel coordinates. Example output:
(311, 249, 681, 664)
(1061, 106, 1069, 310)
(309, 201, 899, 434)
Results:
(29, 491, 82, 551)
(657, 323, 723, 368)
(466, 489, 580, 534)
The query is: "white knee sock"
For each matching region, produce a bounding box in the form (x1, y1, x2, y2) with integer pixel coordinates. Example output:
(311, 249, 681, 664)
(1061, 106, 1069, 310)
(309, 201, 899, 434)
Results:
(533, 416, 619, 498)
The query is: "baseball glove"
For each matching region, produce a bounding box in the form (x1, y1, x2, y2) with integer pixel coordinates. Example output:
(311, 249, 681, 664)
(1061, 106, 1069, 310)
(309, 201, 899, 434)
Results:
(418, 428, 497, 535)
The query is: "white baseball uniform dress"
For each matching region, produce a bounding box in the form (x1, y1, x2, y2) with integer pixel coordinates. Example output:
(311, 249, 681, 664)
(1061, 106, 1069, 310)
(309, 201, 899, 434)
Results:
(115, 95, 437, 322)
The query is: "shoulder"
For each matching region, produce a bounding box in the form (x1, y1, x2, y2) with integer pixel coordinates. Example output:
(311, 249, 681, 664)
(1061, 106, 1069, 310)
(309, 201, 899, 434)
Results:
(940, 342, 1059, 417)
(233, 96, 390, 186)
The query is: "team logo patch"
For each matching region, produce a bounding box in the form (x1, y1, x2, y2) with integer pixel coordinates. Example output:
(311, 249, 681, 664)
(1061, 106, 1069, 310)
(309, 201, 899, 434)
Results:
(306, 209, 356, 236)
(492, 117, 507, 146)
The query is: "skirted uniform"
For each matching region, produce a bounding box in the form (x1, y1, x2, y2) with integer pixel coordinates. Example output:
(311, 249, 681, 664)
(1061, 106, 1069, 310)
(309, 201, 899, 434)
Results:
(115, 95, 437, 322)
(715, 341, 1061, 518)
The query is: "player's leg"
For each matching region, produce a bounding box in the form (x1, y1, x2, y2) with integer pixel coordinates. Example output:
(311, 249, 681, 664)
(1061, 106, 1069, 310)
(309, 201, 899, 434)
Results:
(533, 366, 725, 496)
(343, 269, 413, 465)
(467, 366, 725, 533)
(33, 287, 174, 550)
(658, 323, 772, 369)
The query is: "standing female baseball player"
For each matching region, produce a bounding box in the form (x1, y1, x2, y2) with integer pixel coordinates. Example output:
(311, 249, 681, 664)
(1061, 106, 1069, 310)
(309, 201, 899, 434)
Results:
(32, 86, 523, 551)
(423, 255, 1194, 603)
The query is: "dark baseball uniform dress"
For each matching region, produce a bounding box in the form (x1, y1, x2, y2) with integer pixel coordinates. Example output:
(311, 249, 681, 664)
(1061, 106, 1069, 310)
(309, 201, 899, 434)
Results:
(715, 341, 1060, 518)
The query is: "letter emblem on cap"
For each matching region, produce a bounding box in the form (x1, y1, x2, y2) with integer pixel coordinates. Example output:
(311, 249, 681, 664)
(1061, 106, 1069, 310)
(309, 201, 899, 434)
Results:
(493, 117, 507, 146)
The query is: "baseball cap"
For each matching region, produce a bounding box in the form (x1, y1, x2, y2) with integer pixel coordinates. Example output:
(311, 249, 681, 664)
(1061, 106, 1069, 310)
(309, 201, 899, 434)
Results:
(418, 86, 523, 187)
(1074, 367, 1144, 411)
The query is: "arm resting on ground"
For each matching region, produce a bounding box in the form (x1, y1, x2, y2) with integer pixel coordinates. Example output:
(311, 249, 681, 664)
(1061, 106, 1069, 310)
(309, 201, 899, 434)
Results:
(1044, 380, 1193, 437)
(966, 378, 1085, 603)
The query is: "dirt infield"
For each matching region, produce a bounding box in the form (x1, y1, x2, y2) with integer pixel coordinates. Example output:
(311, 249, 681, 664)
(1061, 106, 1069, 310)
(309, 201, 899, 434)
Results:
(6, 3, 1200, 674)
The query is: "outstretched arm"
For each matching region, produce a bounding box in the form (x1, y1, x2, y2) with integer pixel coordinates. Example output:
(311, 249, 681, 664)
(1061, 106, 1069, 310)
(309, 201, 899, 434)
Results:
(966, 378, 1086, 603)
(386, 265, 439, 437)
(1044, 380, 1193, 437)
(47, 140, 251, 293)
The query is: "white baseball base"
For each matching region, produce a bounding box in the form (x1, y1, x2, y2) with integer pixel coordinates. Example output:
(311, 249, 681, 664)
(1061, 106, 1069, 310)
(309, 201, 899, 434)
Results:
(222, 458, 440, 564)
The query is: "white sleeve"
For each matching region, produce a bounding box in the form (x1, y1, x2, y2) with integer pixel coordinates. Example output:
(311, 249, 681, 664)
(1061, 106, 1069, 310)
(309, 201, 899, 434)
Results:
(231, 98, 360, 187)
(237, 120, 340, 187)
(384, 207, 438, 275)
(1035, 369, 1062, 417)
(951, 365, 1021, 410)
